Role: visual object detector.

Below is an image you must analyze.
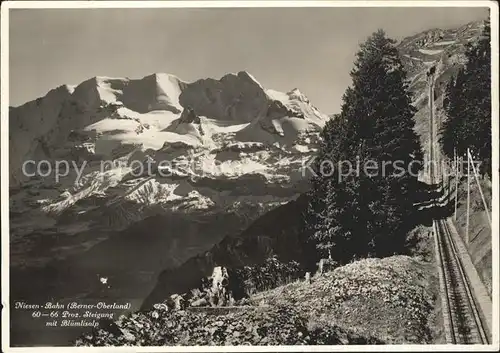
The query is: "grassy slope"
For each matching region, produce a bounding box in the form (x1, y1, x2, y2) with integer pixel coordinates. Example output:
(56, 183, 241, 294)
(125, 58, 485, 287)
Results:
(76, 255, 440, 346)
(251, 255, 439, 344)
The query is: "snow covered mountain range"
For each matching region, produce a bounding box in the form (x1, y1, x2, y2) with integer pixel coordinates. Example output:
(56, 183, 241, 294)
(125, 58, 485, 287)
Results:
(10, 71, 326, 265)
(9, 70, 327, 341)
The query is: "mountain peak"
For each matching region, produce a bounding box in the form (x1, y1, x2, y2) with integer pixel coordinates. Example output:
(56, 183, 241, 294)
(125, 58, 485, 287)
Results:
(144, 72, 186, 84)
(287, 88, 310, 103)
(216, 70, 264, 89)
(237, 70, 263, 85)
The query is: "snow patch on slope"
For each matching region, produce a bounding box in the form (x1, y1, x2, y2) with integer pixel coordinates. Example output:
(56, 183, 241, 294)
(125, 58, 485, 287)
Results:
(418, 48, 444, 55)
(432, 40, 456, 46)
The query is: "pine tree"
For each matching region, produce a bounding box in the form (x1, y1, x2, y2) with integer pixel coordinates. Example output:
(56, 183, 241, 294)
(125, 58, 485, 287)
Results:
(465, 20, 491, 176)
(304, 112, 349, 260)
(305, 30, 423, 262)
(440, 20, 491, 176)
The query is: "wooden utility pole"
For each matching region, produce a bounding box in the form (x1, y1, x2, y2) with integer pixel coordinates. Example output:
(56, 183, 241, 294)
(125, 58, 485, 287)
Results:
(428, 70, 435, 183)
(468, 149, 492, 226)
(431, 77, 436, 180)
(454, 147, 458, 221)
(466, 148, 471, 244)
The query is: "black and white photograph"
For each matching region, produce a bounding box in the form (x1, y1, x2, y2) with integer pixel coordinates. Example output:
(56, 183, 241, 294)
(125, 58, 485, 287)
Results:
(1, 1, 498, 350)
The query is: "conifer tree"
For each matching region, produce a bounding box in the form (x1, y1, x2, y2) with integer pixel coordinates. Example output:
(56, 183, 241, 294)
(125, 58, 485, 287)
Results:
(305, 30, 423, 262)
(440, 20, 491, 176)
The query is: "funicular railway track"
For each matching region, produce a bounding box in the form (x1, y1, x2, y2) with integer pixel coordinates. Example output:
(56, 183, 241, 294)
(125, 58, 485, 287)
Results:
(434, 219, 489, 344)
(427, 66, 489, 344)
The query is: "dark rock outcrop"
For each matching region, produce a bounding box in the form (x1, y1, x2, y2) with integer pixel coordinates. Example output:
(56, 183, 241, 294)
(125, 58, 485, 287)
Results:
(141, 194, 314, 310)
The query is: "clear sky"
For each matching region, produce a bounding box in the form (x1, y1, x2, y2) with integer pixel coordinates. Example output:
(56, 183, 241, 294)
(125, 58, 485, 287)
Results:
(9, 6, 489, 113)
